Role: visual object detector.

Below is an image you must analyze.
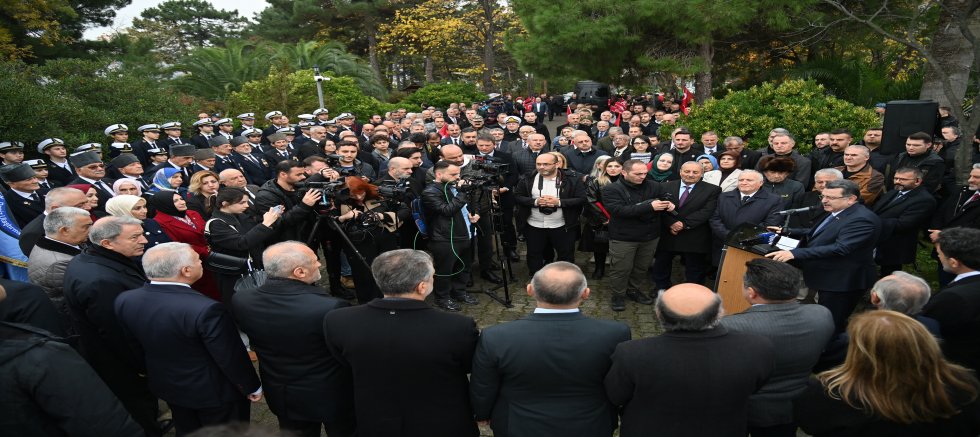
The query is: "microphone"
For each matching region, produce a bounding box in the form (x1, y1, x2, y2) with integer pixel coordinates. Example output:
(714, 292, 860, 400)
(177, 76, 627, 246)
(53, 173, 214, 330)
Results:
(776, 204, 820, 215)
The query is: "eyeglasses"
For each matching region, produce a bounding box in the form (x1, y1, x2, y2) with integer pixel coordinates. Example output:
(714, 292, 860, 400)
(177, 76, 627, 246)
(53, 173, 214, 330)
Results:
(85, 164, 106, 169)
(818, 194, 845, 200)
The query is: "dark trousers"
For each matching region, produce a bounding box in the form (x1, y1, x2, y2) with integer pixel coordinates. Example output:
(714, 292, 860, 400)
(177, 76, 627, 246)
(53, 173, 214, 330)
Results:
(430, 239, 472, 300)
(525, 225, 576, 276)
(748, 423, 797, 437)
(817, 290, 865, 334)
(94, 362, 162, 436)
(473, 213, 497, 272)
(345, 230, 397, 304)
(169, 399, 250, 437)
(278, 416, 355, 437)
(651, 250, 708, 289)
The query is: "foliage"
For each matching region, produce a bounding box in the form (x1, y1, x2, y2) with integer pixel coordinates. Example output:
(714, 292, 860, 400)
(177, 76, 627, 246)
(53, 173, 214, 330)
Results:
(226, 69, 396, 121)
(130, 0, 247, 62)
(171, 40, 386, 100)
(398, 82, 487, 109)
(784, 57, 923, 107)
(247, 0, 326, 43)
(0, 59, 200, 152)
(0, 0, 75, 60)
(682, 80, 879, 152)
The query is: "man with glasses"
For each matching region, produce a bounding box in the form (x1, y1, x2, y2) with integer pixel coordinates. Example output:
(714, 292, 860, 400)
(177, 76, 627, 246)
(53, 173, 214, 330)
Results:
(69, 152, 115, 215)
(766, 179, 881, 333)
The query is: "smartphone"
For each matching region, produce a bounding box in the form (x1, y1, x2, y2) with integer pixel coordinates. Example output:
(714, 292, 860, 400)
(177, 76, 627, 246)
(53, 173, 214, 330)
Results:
(273, 205, 284, 214)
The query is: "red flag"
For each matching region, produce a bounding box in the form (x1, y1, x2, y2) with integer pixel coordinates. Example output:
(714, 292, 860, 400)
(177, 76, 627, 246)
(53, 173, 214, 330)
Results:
(439, 124, 449, 138)
(680, 87, 694, 115)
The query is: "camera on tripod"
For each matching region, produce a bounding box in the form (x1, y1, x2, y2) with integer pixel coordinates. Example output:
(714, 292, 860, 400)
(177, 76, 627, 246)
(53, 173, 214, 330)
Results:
(296, 180, 346, 205)
(323, 153, 361, 177)
(377, 180, 410, 201)
(471, 156, 509, 175)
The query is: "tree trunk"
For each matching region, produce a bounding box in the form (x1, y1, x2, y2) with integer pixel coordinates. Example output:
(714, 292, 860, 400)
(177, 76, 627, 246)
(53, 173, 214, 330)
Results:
(367, 30, 383, 86)
(424, 55, 434, 83)
(918, 1, 978, 107)
(480, 0, 495, 91)
(694, 40, 714, 104)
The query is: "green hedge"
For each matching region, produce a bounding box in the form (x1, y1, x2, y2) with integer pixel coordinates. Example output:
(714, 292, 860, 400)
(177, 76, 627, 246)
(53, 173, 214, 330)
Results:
(226, 69, 397, 121)
(683, 79, 880, 153)
(398, 82, 486, 110)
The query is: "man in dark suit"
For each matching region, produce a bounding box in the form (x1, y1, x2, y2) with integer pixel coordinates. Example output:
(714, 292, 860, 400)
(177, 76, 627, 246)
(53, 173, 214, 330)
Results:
(0, 278, 67, 335)
(39, 138, 75, 186)
(115, 242, 261, 435)
(721, 136, 762, 170)
(231, 242, 354, 437)
(929, 164, 980, 285)
(872, 167, 936, 276)
(709, 170, 782, 263)
(323, 249, 479, 437)
(652, 161, 721, 290)
(143, 145, 194, 189)
(720, 259, 835, 437)
(766, 179, 882, 333)
(605, 284, 775, 437)
(511, 133, 551, 178)
(230, 136, 272, 186)
(1, 163, 44, 227)
(62, 217, 161, 436)
(471, 262, 630, 437)
(68, 152, 115, 215)
(922, 227, 980, 372)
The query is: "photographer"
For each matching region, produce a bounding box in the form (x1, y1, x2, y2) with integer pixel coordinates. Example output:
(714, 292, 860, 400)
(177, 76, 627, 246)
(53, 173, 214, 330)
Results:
(514, 152, 587, 276)
(333, 176, 404, 304)
(335, 141, 376, 181)
(255, 160, 321, 244)
(472, 132, 520, 264)
(422, 160, 481, 312)
(378, 157, 423, 249)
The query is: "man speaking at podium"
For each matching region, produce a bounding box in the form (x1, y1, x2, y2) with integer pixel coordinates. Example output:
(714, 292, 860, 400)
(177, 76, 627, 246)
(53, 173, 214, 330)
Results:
(765, 179, 880, 333)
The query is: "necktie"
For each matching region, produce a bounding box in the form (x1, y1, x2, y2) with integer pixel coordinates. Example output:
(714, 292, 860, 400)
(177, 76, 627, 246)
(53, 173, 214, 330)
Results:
(679, 185, 691, 208)
(741, 195, 750, 205)
(249, 155, 259, 166)
(175, 138, 182, 144)
(812, 213, 835, 235)
(887, 191, 907, 207)
(966, 191, 980, 205)
(30, 192, 40, 202)
(39, 182, 48, 190)
(453, 138, 459, 145)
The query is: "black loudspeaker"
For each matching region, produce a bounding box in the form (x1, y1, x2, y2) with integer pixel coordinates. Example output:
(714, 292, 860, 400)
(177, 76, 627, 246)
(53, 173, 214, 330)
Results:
(881, 100, 939, 155)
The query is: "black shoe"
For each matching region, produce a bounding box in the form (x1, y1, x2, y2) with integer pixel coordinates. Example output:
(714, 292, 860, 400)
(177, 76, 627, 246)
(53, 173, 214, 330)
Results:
(592, 266, 605, 279)
(626, 289, 654, 305)
(435, 298, 461, 312)
(481, 270, 503, 284)
(158, 419, 175, 434)
(453, 292, 480, 305)
(517, 234, 526, 242)
(331, 287, 356, 300)
(611, 294, 626, 312)
(506, 248, 520, 261)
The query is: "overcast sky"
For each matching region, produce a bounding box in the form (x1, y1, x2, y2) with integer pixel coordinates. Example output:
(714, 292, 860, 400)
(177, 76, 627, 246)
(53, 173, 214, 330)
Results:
(83, 0, 269, 40)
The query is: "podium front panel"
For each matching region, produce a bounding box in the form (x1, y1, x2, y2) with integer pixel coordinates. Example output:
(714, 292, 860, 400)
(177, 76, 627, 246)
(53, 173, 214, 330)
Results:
(715, 246, 761, 315)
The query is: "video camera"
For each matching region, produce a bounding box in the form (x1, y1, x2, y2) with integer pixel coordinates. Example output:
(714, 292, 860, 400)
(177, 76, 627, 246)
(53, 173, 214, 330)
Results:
(377, 179, 411, 202)
(295, 180, 347, 206)
(323, 153, 362, 177)
(470, 155, 509, 175)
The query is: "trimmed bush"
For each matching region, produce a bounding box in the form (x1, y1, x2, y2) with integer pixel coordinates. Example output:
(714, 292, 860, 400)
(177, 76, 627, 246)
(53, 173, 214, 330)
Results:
(683, 79, 880, 153)
(399, 82, 486, 110)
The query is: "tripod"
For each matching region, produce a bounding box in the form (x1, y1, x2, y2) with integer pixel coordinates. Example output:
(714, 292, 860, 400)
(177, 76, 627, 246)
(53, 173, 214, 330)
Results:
(470, 185, 514, 308)
(306, 211, 375, 283)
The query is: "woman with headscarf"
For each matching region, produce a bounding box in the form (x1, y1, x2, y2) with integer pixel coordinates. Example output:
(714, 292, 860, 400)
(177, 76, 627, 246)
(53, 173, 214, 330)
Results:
(66, 183, 101, 221)
(205, 187, 280, 303)
(112, 178, 142, 197)
(186, 170, 219, 220)
(105, 194, 170, 249)
(696, 153, 719, 173)
(647, 153, 675, 182)
(147, 190, 220, 301)
(703, 151, 742, 192)
(149, 167, 186, 196)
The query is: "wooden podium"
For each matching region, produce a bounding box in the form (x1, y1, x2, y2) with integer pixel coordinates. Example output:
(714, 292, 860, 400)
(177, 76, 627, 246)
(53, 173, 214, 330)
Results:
(714, 224, 779, 315)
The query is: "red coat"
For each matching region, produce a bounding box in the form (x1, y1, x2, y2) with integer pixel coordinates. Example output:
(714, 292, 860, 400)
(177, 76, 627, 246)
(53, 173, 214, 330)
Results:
(153, 210, 220, 301)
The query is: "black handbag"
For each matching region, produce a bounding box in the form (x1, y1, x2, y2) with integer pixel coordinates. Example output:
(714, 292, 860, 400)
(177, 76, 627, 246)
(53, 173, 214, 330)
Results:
(204, 251, 249, 275)
(234, 267, 268, 292)
(593, 227, 610, 244)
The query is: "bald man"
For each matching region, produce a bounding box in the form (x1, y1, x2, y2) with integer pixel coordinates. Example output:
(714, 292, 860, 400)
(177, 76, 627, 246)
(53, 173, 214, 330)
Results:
(605, 284, 775, 437)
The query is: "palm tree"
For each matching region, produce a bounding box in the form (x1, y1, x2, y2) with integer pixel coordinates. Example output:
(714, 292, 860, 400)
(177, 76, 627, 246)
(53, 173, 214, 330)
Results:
(265, 41, 387, 99)
(171, 40, 267, 99)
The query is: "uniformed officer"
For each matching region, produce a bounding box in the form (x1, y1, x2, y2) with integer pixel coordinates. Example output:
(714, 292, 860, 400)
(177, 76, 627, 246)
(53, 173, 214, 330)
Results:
(262, 110, 288, 145)
(241, 128, 269, 155)
(146, 147, 170, 166)
(104, 123, 129, 145)
(72, 143, 103, 161)
(313, 107, 331, 126)
(161, 121, 186, 149)
(214, 118, 235, 140)
(231, 136, 271, 186)
(111, 154, 151, 193)
(108, 142, 133, 160)
(131, 124, 163, 164)
(0, 163, 44, 227)
(37, 138, 74, 186)
(24, 159, 57, 194)
(233, 113, 257, 136)
(190, 119, 215, 149)
(191, 149, 216, 175)
(0, 141, 25, 165)
(69, 151, 114, 215)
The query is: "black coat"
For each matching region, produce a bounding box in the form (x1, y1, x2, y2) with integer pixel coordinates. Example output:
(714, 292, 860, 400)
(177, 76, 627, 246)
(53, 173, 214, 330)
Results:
(872, 186, 936, 265)
(0, 278, 66, 336)
(470, 312, 631, 437)
(323, 298, 479, 437)
(45, 160, 75, 187)
(231, 277, 354, 424)
(205, 210, 275, 265)
(794, 377, 980, 437)
(68, 176, 115, 213)
(18, 212, 44, 256)
(232, 152, 272, 186)
(114, 283, 260, 408)
(7, 191, 44, 228)
(709, 189, 783, 241)
(932, 187, 980, 231)
(421, 181, 474, 242)
(0, 322, 143, 437)
(786, 204, 882, 292)
(143, 162, 190, 188)
(254, 179, 314, 244)
(658, 180, 721, 253)
(922, 274, 980, 372)
(185, 193, 215, 220)
(605, 326, 775, 437)
(889, 151, 946, 194)
(513, 170, 586, 233)
(602, 178, 668, 242)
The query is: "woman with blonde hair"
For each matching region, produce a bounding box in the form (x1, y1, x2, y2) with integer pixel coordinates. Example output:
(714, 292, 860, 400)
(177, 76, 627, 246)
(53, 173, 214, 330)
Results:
(580, 156, 623, 278)
(186, 170, 219, 219)
(794, 310, 980, 436)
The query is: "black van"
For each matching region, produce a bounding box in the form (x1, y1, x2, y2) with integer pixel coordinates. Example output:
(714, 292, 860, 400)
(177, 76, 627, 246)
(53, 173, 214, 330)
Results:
(574, 81, 613, 111)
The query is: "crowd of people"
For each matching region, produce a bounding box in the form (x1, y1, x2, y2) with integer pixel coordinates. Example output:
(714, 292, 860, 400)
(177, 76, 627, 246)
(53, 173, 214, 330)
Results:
(1, 97, 979, 436)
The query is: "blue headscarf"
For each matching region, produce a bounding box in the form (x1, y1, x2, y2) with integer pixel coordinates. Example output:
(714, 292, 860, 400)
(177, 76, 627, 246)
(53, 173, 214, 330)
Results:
(696, 154, 719, 171)
(151, 167, 182, 192)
